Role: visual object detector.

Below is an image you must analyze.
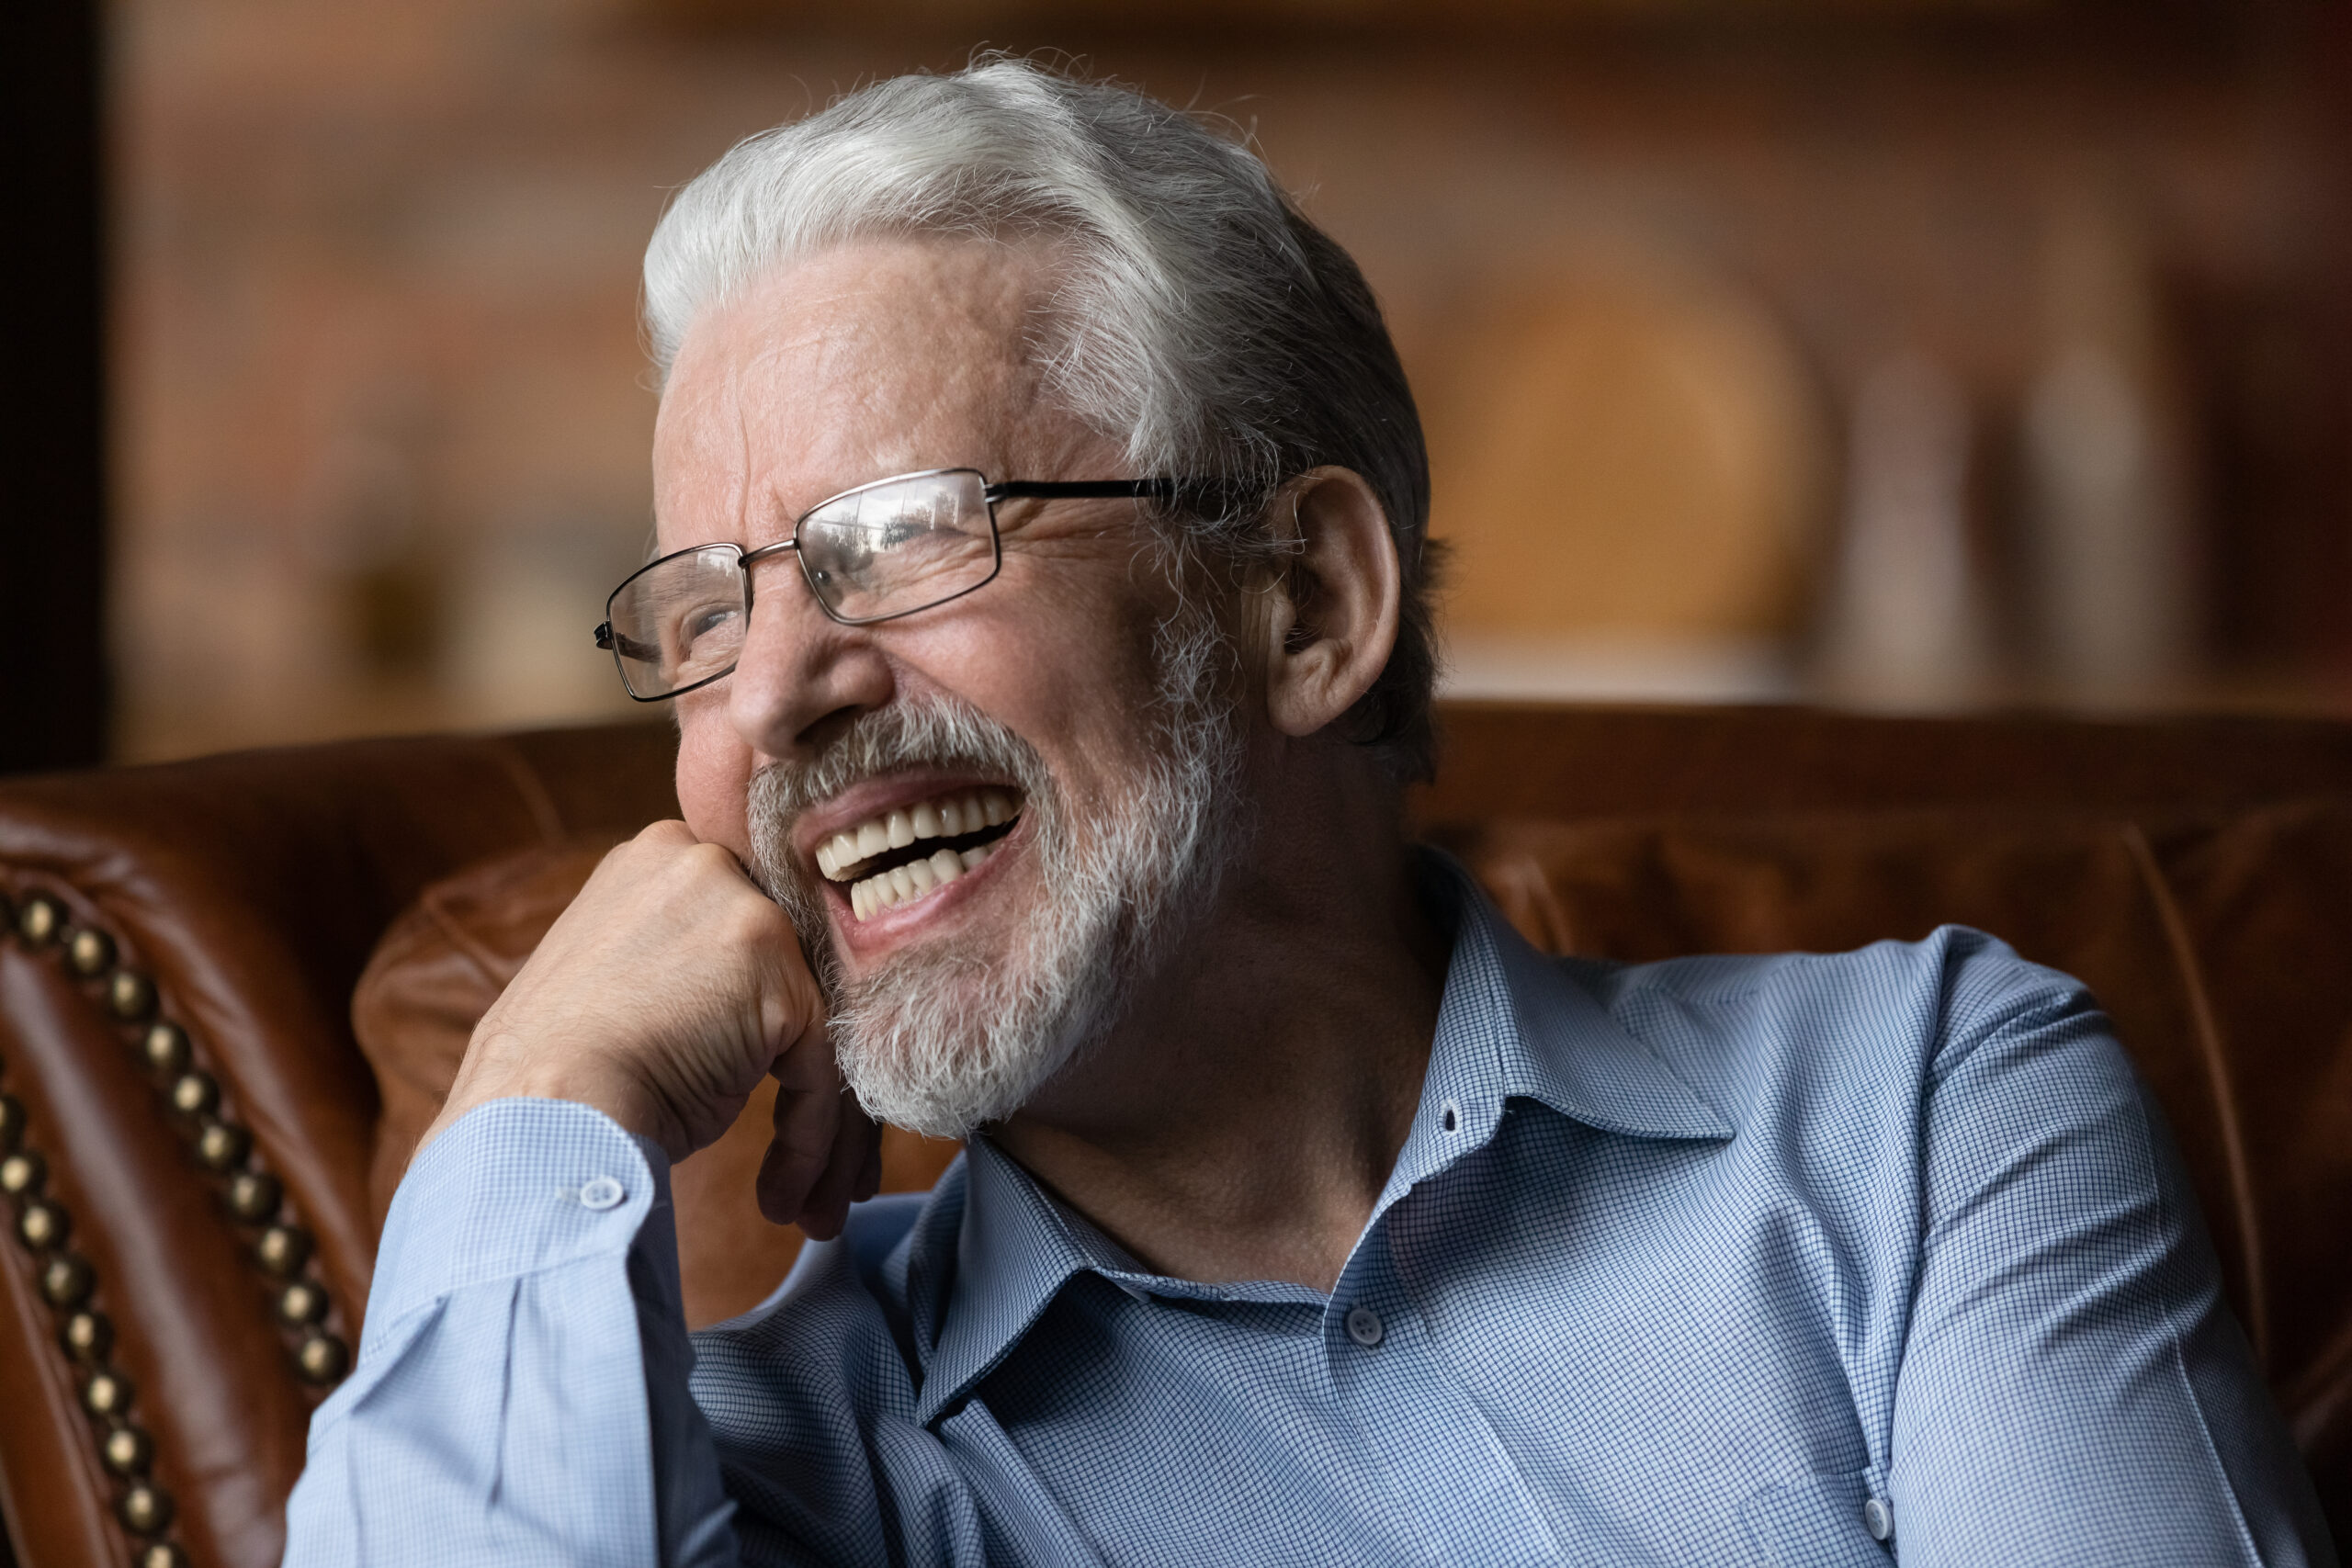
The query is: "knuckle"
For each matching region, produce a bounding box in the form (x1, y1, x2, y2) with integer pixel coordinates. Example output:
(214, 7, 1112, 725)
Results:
(683, 840, 745, 881)
(637, 818, 695, 848)
(719, 879, 774, 927)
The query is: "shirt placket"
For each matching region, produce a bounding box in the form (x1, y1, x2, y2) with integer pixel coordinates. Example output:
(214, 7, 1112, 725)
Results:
(1322, 1218, 1565, 1564)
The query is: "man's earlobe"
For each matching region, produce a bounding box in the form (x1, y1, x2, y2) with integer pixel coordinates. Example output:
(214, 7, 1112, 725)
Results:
(1261, 468, 1401, 742)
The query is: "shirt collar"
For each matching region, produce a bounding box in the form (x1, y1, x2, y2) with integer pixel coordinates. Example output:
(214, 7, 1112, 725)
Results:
(1379, 852, 1731, 1209)
(911, 848, 1731, 1426)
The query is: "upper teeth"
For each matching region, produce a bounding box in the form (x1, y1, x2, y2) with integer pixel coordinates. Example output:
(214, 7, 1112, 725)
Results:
(815, 787, 1019, 920)
(816, 787, 1015, 879)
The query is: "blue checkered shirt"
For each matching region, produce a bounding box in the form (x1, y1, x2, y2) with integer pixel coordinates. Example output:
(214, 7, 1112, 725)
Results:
(287, 856, 2335, 1566)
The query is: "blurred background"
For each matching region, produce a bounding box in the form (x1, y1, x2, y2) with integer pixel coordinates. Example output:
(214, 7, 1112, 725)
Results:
(5, 0, 2349, 770)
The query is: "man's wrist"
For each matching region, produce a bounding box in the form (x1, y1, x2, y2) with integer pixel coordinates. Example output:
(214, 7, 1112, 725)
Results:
(424, 1048, 672, 1155)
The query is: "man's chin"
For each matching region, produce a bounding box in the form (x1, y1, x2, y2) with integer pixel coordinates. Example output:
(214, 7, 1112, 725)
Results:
(831, 951, 1087, 1139)
(820, 919, 988, 1009)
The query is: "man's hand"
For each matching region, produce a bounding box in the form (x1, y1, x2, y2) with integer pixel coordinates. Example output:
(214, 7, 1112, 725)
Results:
(419, 821, 879, 1238)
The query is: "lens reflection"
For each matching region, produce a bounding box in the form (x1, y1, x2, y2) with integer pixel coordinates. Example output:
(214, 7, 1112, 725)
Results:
(800, 471, 995, 623)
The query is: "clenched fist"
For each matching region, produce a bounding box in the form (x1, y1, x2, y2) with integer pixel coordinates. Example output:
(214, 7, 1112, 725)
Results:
(419, 821, 878, 1238)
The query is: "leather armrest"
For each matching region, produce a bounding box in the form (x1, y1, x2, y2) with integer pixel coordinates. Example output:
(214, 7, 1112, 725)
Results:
(0, 726, 675, 1568)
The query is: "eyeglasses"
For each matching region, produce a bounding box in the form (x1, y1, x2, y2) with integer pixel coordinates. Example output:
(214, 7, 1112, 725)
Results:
(594, 467, 1194, 702)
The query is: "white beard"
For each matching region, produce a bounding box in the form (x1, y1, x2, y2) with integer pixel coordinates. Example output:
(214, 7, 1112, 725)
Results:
(747, 608, 1248, 1137)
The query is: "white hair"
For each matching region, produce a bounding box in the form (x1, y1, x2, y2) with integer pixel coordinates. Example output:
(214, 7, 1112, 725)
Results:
(643, 57, 1443, 780)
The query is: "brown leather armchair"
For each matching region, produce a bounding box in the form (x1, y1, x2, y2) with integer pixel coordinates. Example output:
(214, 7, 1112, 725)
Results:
(3, 704, 2349, 1568)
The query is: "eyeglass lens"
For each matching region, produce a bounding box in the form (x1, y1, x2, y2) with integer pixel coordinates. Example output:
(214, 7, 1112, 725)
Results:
(604, 469, 999, 698)
(798, 468, 996, 623)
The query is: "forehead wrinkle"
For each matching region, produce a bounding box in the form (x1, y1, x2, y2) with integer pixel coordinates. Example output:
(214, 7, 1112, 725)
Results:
(722, 361, 761, 543)
(653, 333, 758, 552)
(669, 239, 1103, 544)
(775, 346, 1035, 509)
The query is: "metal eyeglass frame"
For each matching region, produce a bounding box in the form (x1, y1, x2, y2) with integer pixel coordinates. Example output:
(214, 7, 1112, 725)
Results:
(593, 467, 1202, 703)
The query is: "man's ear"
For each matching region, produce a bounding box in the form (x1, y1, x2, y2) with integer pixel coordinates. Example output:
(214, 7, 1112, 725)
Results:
(1257, 467, 1402, 741)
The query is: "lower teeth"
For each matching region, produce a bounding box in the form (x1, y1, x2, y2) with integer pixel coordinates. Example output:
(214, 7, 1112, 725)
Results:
(851, 840, 998, 920)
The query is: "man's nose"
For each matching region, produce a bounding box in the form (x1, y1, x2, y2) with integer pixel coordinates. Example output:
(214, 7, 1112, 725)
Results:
(726, 558, 893, 759)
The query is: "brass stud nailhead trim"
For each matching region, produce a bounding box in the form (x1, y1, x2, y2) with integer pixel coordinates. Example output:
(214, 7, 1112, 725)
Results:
(2, 890, 220, 1568)
(16, 894, 62, 946)
(107, 969, 157, 1021)
(298, 1332, 350, 1385)
(257, 1224, 311, 1277)
(66, 927, 116, 978)
(1, 1148, 43, 1196)
(102, 1423, 154, 1476)
(62, 1308, 111, 1362)
(227, 1169, 280, 1223)
(6, 880, 346, 1568)
(277, 1280, 328, 1326)
(18, 1198, 70, 1249)
(40, 1252, 95, 1308)
(117, 1480, 174, 1536)
(196, 1120, 250, 1172)
(167, 1071, 217, 1117)
(83, 1367, 134, 1419)
(141, 1021, 190, 1075)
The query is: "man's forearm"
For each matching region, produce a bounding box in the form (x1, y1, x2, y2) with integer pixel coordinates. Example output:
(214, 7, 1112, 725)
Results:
(283, 1098, 739, 1567)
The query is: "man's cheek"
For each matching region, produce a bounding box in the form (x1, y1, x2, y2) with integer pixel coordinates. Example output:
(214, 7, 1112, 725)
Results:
(674, 715, 753, 851)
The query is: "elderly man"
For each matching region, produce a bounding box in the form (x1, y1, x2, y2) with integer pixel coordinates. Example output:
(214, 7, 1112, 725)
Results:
(286, 60, 2332, 1567)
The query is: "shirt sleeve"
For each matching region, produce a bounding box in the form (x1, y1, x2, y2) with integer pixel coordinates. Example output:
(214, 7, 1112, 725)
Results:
(282, 1097, 741, 1568)
(1888, 947, 2339, 1567)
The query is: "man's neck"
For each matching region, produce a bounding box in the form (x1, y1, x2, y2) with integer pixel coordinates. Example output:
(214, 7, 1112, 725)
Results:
(992, 755, 1449, 1294)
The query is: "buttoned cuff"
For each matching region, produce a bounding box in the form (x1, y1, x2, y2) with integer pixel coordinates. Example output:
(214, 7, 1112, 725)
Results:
(368, 1097, 673, 1330)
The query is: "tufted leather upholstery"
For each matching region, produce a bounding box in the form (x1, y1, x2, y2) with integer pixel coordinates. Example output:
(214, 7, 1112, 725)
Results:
(1, 703, 2349, 1567)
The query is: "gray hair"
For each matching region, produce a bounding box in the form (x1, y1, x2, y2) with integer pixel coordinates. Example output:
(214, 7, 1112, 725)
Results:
(643, 57, 1441, 782)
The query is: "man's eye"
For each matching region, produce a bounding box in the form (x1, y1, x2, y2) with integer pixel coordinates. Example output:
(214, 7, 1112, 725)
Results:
(679, 604, 739, 647)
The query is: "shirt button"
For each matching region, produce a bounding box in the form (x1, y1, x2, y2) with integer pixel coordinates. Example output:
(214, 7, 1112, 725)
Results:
(1862, 1496, 1893, 1541)
(579, 1176, 626, 1211)
(1344, 1305, 1385, 1347)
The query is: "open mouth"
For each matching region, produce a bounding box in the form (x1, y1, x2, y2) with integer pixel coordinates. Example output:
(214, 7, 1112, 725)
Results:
(813, 786, 1024, 920)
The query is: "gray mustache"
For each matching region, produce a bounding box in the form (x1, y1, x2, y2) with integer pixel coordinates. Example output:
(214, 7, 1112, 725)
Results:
(751, 695, 1052, 827)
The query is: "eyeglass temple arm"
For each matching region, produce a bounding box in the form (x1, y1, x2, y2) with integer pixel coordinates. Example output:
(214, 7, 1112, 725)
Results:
(984, 479, 1206, 503)
(593, 623, 667, 660)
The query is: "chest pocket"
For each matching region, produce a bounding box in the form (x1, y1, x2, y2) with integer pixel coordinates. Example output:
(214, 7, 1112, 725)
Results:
(1738, 1468, 1894, 1567)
